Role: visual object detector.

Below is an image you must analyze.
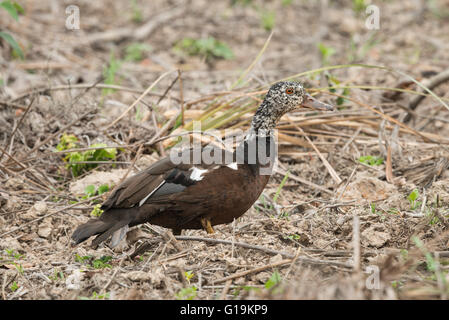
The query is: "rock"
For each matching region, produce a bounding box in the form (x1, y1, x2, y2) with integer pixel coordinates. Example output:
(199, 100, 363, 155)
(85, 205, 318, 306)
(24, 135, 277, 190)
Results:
(338, 172, 396, 203)
(362, 224, 391, 248)
(125, 268, 164, 286)
(66, 269, 84, 290)
(0, 237, 23, 252)
(37, 218, 52, 239)
(23, 201, 48, 221)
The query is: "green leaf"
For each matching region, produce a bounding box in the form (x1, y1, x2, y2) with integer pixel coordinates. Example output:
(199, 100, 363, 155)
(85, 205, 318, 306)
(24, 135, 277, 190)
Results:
(84, 185, 96, 197)
(97, 184, 109, 195)
(0, 31, 24, 59)
(408, 189, 419, 202)
(1, 1, 19, 20)
(265, 271, 281, 289)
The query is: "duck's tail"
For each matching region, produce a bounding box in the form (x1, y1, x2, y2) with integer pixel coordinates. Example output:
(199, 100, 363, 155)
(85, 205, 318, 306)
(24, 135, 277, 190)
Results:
(71, 207, 139, 248)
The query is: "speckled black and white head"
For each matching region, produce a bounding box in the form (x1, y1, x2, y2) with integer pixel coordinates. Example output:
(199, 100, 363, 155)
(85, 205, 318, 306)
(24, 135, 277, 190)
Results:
(250, 81, 334, 133)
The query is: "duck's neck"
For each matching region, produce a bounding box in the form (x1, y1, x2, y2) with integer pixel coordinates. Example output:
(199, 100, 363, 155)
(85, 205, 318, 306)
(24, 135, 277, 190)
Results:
(234, 128, 277, 175)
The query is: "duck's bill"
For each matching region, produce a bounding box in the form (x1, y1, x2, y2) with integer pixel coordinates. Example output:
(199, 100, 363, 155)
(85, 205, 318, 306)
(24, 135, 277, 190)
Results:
(301, 94, 334, 111)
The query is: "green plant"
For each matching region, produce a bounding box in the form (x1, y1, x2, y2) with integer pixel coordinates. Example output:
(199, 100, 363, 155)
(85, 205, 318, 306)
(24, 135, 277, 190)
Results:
(282, 0, 293, 6)
(130, 0, 143, 22)
(10, 281, 18, 292)
(75, 254, 112, 269)
(58, 137, 117, 177)
(318, 43, 336, 66)
(82, 184, 110, 199)
(92, 256, 112, 269)
(358, 155, 384, 166)
(184, 271, 194, 284)
(90, 204, 104, 217)
(102, 52, 122, 95)
(0, 1, 24, 59)
(176, 286, 197, 300)
(125, 43, 152, 62)
(352, 0, 367, 14)
(273, 170, 289, 204)
(260, 10, 275, 31)
(79, 291, 110, 300)
(75, 254, 92, 264)
(327, 74, 350, 105)
(174, 37, 234, 61)
(407, 189, 420, 210)
(265, 271, 281, 290)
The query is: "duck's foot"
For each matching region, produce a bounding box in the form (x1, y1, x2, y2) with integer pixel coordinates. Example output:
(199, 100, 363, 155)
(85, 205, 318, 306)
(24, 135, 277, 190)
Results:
(200, 218, 215, 234)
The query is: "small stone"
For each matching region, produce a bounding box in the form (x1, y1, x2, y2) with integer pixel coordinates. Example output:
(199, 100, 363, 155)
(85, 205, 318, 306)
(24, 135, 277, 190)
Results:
(38, 220, 52, 239)
(362, 225, 391, 248)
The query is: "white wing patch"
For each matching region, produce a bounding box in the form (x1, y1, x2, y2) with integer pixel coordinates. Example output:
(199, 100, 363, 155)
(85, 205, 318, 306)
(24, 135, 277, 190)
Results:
(190, 167, 208, 181)
(226, 162, 238, 170)
(139, 180, 165, 207)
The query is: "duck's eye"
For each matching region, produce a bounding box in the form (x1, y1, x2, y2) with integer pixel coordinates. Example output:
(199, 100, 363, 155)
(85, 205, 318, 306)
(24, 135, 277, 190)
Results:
(285, 88, 294, 94)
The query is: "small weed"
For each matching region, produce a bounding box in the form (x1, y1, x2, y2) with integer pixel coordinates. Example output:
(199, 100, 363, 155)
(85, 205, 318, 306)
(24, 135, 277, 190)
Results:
(358, 155, 384, 166)
(10, 281, 18, 292)
(273, 170, 289, 204)
(130, 0, 143, 23)
(102, 52, 122, 95)
(175, 286, 197, 300)
(282, 234, 300, 241)
(75, 254, 92, 264)
(90, 204, 104, 217)
(352, 0, 367, 14)
(125, 43, 152, 62)
(318, 43, 336, 66)
(282, 0, 293, 6)
(75, 254, 112, 269)
(82, 184, 110, 199)
(260, 10, 275, 31)
(174, 37, 234, 61)
(407, 189, 420, 210)
(49, 269, 65, 282)
(79, 291, 110, 300)
(5, 248, 23, 260)
(265, 271, 281, 290)
(92, 256, 112, 269)
(184, 271, 194, 284)
(0, 1, 25, 59)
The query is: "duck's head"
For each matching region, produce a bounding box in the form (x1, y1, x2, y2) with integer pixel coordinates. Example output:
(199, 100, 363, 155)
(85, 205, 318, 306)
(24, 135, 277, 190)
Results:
(251, 81, 334, 132)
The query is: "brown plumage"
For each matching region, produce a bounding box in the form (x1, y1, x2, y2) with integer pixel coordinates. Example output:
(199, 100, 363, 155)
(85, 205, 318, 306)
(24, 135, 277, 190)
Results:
(71, 81, 333, 247)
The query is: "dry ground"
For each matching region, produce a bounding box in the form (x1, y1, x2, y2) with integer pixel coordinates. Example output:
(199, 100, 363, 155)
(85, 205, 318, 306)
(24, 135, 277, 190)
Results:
(1, 0, 449, 300)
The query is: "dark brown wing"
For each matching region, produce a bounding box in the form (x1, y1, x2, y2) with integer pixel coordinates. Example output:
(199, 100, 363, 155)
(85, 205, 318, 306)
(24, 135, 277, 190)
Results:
(101, 147, 232, 211)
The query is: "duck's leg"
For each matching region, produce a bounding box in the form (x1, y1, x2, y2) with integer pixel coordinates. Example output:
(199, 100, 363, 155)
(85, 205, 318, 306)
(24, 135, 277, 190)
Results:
(200, 217, 215, 234)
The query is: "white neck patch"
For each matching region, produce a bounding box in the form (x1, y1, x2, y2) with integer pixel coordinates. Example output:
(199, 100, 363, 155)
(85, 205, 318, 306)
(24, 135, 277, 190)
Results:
(190, 167, 208, 181)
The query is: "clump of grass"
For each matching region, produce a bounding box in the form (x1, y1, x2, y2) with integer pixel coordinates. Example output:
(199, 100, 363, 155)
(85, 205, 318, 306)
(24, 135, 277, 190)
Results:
(174, 37, 234, 62)
(102, 52, 122, 95)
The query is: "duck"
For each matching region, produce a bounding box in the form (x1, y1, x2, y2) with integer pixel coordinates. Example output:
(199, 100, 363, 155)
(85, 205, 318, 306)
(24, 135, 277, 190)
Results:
(71, 81, 334, 247)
